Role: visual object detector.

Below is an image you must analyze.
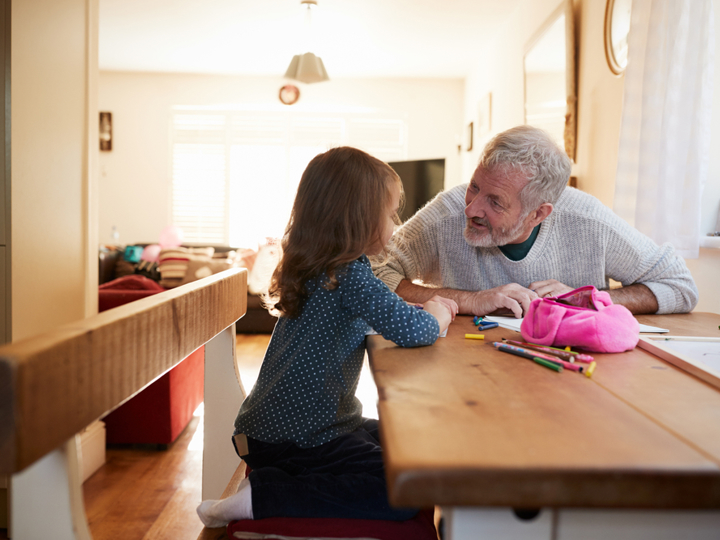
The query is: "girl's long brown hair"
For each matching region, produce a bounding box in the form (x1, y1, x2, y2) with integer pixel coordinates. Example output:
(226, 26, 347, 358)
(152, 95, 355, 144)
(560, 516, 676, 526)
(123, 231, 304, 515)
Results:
(266, 146, 400, 319)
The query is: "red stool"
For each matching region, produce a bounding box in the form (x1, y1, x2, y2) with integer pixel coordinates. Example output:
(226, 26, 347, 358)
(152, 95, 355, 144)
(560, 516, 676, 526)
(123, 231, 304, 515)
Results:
(227, 509, 438, 540)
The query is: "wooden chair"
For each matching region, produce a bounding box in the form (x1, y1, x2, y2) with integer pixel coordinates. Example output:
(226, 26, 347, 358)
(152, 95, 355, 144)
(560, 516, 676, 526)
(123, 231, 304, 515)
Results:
(0, 268, 247, 539)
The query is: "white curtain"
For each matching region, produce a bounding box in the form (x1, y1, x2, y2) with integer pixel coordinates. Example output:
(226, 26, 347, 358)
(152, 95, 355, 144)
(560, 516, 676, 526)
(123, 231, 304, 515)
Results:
(614, 0, 714, 259)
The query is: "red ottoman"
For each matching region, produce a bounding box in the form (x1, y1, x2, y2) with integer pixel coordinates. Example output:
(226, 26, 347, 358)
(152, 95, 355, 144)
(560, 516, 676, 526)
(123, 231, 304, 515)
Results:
(99, 275, 205, 445)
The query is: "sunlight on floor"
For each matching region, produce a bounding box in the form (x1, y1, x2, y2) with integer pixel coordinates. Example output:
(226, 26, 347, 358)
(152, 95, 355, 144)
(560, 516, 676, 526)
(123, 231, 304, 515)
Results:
(188, 402, 204, 451)
(357, 355, 379, 419)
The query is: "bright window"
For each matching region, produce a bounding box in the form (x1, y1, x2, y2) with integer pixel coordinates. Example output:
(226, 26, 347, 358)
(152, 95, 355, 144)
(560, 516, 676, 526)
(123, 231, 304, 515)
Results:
(171, 109, 408, 248)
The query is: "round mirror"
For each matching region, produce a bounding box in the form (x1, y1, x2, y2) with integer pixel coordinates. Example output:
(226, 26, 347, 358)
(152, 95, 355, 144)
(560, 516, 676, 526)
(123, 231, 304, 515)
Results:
(604, 0, 632, 74)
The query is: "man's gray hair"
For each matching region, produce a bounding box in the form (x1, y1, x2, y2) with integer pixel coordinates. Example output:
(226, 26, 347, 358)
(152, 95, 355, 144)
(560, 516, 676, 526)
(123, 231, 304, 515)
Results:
(479, 125, 572, 211)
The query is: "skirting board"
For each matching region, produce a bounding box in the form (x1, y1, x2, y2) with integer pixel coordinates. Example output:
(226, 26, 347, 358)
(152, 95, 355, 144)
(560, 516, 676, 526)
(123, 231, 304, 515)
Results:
(80, 420, 106, 484)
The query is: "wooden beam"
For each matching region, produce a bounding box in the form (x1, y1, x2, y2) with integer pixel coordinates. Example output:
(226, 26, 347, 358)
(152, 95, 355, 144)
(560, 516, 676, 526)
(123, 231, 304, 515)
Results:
(0, 268, 247, 474)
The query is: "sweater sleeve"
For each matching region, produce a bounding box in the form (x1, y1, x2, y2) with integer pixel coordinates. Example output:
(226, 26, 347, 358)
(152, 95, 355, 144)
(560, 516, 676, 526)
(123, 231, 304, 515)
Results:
(342, 259, 440, 347)
(601, 209, 699, 314)
(372, 186, 465, 291)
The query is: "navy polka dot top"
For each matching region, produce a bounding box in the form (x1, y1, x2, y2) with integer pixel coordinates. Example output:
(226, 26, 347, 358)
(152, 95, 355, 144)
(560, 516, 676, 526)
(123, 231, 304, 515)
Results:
(234, 255, 440, 449)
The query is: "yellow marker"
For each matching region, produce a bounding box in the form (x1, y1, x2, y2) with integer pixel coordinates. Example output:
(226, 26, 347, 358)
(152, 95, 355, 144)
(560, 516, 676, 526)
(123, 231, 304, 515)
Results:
(465, 334, 485, 340)
(565, 346, 572, 352)
(585, 361, 597, 378)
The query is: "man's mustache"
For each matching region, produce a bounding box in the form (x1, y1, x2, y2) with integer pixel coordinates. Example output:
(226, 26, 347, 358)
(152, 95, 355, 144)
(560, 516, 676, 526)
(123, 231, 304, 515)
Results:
(469, 217, 492, 229)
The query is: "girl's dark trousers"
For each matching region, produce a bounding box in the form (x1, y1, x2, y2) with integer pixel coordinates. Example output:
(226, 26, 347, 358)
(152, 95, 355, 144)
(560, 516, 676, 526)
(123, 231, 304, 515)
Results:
(234, 418, 418, 521)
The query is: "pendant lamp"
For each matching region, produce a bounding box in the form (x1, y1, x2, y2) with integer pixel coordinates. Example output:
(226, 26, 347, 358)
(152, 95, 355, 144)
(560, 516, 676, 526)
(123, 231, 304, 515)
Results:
(284, 0, 330, 84)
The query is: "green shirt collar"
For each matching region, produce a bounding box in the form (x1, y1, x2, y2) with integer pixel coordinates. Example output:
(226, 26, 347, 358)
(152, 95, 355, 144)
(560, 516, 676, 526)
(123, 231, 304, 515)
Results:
(498, 224, 540, 261)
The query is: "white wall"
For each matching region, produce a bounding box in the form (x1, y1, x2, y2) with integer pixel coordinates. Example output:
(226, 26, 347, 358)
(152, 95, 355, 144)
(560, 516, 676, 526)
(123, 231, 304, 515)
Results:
(12, 0, 98, 340)
(462, 0, 718, 314)
(98, 72, 464, 246)
(460, 0, 625, 203)
(703, 0, 720, 237)
(460, 0, 562, 186)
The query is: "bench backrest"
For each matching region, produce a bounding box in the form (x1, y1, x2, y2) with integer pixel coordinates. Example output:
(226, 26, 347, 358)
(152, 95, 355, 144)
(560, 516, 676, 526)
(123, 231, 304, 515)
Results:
(0, 268, 247, 474)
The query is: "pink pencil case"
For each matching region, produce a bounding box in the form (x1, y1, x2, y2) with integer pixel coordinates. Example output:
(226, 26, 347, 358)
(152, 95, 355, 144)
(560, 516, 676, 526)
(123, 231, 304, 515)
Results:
(520, 285, 639, 353)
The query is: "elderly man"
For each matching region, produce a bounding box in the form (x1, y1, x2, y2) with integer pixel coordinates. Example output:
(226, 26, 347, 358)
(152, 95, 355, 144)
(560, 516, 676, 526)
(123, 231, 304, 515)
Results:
(373, 125, 698, 317)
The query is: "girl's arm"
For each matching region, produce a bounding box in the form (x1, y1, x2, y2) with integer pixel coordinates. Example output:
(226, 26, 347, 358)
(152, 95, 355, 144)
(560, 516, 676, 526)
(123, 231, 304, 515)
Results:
(342, 259, 449, 347)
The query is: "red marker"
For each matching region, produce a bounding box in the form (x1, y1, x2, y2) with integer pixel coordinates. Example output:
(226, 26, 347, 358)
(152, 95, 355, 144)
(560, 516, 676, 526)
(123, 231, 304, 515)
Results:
(502, 339, 594, 363)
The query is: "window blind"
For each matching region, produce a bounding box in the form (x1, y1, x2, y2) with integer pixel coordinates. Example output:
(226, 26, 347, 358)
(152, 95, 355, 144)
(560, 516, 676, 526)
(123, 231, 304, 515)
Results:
(171, 109, 408, 247)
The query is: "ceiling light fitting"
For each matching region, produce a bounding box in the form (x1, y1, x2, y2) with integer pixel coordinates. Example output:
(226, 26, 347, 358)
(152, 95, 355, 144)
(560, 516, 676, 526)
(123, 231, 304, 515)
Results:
(284, 0, 330, 84)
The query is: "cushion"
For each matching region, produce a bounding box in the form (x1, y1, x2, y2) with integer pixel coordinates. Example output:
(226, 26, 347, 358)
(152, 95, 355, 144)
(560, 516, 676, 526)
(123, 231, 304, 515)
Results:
(99, 274, 165, 291)
(98, 275, 166, 312)
(227, 508, 437, 540)
(158, 246, 216, 288)
(179, 258, 233, 286)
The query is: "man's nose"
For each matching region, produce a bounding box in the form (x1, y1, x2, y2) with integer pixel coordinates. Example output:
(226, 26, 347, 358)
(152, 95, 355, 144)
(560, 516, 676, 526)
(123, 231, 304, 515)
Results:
(465, 194, 485, 218)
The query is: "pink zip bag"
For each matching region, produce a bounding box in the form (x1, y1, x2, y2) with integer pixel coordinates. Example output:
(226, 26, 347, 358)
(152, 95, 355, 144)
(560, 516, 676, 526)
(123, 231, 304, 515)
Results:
(520, 285, 639, 353)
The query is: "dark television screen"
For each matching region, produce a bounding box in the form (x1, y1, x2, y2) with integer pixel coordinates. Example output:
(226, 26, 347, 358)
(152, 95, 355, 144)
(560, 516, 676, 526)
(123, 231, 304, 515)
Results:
(388, 159, 445, 223)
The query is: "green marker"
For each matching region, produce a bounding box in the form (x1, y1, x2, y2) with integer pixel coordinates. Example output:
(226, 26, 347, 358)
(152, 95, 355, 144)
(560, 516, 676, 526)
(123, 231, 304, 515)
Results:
(533, 356, 563, 372)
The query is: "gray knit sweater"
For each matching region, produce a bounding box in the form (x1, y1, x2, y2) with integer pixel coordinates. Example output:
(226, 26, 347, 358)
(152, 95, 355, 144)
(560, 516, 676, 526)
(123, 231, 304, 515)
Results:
(373, 184, 698, 314)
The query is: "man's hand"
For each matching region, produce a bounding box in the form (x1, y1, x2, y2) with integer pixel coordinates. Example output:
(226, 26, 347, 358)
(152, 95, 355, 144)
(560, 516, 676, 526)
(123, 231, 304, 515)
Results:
(395, 280, 537, 318)
(528, 279, 574, 298)
(467, 284, 538, 318)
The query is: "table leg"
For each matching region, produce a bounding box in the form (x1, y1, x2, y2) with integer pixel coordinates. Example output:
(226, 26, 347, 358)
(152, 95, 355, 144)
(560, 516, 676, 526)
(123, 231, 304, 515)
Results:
(10, 436, 92, 540)
(202, 324, 245, 500)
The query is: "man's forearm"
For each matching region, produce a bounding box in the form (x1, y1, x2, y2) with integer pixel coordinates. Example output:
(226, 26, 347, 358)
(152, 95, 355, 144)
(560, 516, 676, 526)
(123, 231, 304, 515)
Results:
(394, 279, 536, 318)
(395, 280, 478, 314)
(606, 283, 659, 315)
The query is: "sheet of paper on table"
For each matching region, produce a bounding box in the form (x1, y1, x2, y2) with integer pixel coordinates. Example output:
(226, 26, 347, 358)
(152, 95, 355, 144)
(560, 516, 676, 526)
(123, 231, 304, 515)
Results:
(484, 315, 669, 334)
(653, 338, 720, 371)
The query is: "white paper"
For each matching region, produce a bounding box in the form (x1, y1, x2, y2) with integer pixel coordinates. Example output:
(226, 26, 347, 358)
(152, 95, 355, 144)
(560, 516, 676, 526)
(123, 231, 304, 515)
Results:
(483, 315, 668, 334)
(654, 339, 720, 371)
(483, 315, 523, 332)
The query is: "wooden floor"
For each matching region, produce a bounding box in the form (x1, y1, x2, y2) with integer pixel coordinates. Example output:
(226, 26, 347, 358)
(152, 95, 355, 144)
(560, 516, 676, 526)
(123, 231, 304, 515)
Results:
(82, 334, 271, 540)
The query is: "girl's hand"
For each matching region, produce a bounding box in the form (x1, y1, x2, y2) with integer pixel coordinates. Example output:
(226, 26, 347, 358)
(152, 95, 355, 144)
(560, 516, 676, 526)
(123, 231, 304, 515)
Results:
(423, 295, 457, 335)
(426, 295, 458, 321)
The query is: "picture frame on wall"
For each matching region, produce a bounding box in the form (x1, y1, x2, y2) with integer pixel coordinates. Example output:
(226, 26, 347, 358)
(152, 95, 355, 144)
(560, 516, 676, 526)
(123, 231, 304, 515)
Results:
(466, 122, 474, 151)
(100, 112, 112, 151)
(477, 93, 492, 138)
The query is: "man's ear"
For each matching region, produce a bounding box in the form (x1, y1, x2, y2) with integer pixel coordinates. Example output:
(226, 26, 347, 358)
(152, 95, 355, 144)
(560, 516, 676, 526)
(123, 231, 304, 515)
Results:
(527, 203, 553, 228)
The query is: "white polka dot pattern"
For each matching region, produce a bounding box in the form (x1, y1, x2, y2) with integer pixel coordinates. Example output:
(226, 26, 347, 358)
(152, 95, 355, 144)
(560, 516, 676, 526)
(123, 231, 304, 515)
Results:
(234, 255, 440, 449)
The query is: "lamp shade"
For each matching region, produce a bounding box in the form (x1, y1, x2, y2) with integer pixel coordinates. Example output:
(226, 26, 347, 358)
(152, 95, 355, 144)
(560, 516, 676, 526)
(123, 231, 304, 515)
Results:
(284, 52, 330, 84)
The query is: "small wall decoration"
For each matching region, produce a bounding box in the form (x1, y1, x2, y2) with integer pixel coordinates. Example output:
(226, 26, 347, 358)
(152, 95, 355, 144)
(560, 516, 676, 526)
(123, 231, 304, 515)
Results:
(477, 93, 492, 138)
(466, 122, 474, 152)
(279, 84, 300, 105)
(99, 112, 112, 151)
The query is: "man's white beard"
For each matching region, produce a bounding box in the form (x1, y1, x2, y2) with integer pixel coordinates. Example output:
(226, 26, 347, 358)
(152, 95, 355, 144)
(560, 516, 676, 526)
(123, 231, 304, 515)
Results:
(463, 215, 529, 248)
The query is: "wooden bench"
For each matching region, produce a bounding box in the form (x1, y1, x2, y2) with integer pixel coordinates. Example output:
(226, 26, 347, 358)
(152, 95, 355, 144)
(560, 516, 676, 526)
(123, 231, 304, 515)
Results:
(0, 268, 248, 539)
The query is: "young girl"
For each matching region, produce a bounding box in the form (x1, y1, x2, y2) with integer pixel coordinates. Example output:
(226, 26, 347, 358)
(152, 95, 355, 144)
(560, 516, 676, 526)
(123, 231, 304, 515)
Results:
(197, 146, 457, 526)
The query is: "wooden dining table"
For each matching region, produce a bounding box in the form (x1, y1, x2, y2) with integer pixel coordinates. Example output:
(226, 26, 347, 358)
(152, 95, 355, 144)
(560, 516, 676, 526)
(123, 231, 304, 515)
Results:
(367, 312, 720, 540)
